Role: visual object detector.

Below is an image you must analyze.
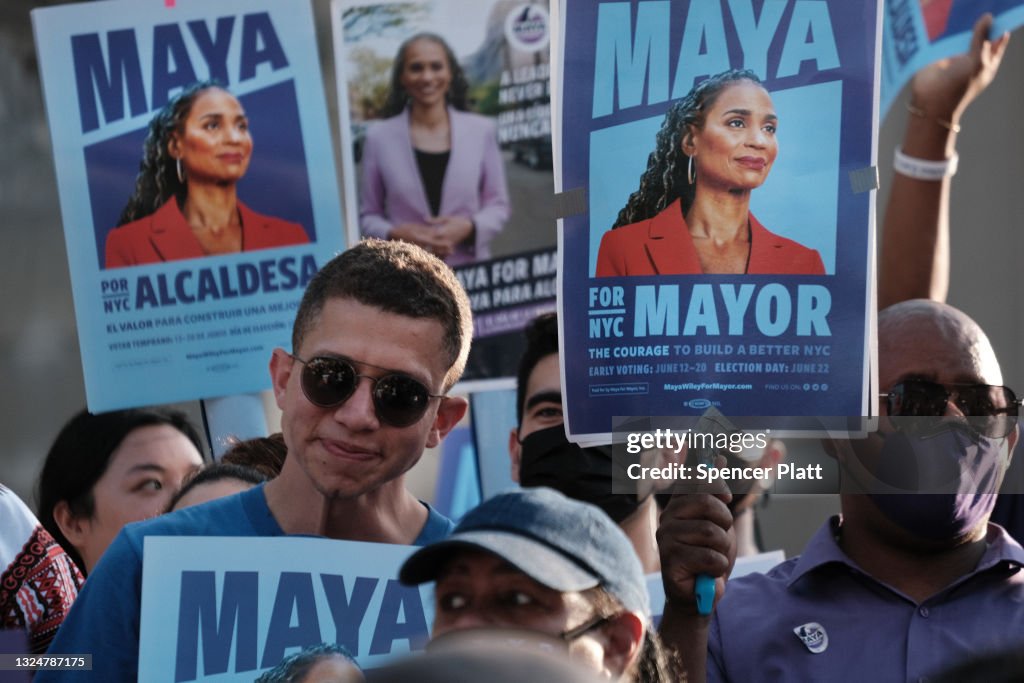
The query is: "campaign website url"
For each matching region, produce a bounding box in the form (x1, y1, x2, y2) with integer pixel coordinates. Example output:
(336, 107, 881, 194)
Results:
(663, 382, 753, 392)
(185, 345, 262, 360)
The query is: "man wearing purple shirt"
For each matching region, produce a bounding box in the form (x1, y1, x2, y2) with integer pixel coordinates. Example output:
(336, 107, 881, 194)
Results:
(658, 300, 1024, 682)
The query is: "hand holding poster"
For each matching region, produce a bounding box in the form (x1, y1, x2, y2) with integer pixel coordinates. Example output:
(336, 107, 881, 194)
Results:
(881, 0, 1023, 116)
(140, 536, 431, 681)
(553, 0, 881, 442)
(32, 0, 344, 410)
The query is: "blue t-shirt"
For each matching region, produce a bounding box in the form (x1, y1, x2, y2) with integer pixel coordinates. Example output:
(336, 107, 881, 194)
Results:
(38, 484, 453, 681)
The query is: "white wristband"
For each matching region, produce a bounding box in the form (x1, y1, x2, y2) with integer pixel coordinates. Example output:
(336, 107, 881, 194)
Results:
(893, 147, 958, 181)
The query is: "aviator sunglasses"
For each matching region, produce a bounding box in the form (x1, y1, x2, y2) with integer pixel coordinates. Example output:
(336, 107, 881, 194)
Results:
(291, 354, 444, 427)
(880, 379, 1022, 438)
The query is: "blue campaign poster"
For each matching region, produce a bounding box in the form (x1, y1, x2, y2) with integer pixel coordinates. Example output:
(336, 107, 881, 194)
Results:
(31, 0, 345, 411)
(554, 0, 880, 442)
(139, 536, 432, 681)
(880, 0, 1024, 116)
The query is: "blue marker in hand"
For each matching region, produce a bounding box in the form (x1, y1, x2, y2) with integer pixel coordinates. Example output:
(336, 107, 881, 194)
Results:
(690, 407, 733, 615)
(695, 574, 716, 615)
(695, 444, 718, 615)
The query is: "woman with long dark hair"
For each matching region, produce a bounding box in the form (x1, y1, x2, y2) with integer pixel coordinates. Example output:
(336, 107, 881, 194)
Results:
(359, 33, 509, 266)
(36, 408, 204, 574)
(597, 69, 824, 276)
(105, 81, 308, 268)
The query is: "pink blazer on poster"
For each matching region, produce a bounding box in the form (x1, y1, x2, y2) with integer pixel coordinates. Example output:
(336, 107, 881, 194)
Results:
(359, 107, 510, 266)
(596, 199, 825, 276)
(105, 199, 309, 269)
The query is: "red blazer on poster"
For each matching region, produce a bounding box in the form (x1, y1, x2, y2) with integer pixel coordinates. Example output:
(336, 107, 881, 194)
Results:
(921, 0, 954, 40)
(596, 199, 825, 276)
(105, 199, 309, 269)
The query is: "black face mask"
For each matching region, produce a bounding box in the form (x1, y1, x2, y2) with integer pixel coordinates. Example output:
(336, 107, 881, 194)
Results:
(518, 424, 645, 524)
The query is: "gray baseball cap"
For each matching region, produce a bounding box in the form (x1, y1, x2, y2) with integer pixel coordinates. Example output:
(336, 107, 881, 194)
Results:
(400, 487, 650, 617)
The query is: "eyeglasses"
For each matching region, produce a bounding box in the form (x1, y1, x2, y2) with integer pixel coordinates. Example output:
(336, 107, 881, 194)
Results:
(425, 613, 619, 656)
(880, 379, 1022, 438)
(426, 627, 569, 655)
(558, 612, 617, 642)
(291, 354, 444, 427)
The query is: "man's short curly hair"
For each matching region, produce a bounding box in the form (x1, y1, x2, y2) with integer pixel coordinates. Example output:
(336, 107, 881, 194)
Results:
(291, 239, 473, 391)
(515, 312, 559, 426)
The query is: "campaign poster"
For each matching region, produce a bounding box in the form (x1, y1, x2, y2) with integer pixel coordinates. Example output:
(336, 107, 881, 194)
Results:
(331, 0, 557, 383)
(554, 0, 880, 442)
(881, 0, 1024, 116)
(32, 0, 344, 411)
(139, 536, 432, 681)
(470, 388, 519, 498)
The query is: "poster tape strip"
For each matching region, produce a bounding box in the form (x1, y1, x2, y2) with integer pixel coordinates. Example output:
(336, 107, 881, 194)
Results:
(849, 166, 879, 194)
(554, 187, 588, 219)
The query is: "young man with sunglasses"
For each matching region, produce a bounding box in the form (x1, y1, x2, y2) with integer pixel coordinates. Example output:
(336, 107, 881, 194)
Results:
(262, 239, 470, 544)
(660, 300, 1024, 682)
(40, 240, 472, 681)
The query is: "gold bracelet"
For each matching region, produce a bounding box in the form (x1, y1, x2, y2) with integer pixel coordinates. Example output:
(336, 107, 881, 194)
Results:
(906, 102, 961, 133)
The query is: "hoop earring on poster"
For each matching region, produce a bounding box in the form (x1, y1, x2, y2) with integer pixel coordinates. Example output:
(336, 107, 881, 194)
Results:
(687, 156, 696, 185)
(176, 157, 185, 184)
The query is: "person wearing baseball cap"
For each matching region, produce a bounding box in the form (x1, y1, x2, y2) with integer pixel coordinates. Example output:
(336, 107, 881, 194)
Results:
(399, 487, 672, 681)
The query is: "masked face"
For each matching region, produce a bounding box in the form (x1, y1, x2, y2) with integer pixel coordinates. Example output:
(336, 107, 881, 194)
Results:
(518, 425, 644, 524)
(866, 422, 1007, 541)
(858, 303, 1019, 544)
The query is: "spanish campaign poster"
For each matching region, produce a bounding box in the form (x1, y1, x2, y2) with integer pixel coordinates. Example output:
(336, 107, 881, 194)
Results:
(32, 0, 344, 411)
(881, 0, 1024, 116)
(139, 536, 432, 681)
(331, 0, 557, 384)
(554, 0, 880, 442)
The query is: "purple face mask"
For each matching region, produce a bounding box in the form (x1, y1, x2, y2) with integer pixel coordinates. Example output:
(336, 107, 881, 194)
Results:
(868, 423, 1007, 541)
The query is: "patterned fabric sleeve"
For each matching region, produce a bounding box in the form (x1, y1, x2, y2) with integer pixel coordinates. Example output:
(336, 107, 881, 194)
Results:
(1, 485, 84, 654)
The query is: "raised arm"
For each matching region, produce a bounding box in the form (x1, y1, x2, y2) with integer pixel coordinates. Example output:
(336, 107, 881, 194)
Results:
(878, 13, 1009, 309)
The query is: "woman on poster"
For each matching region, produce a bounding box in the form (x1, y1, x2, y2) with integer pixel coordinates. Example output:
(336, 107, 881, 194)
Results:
(596, 69, 824, 277)
(359, 33, 510, 266)
(105, 81, 309, 269)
